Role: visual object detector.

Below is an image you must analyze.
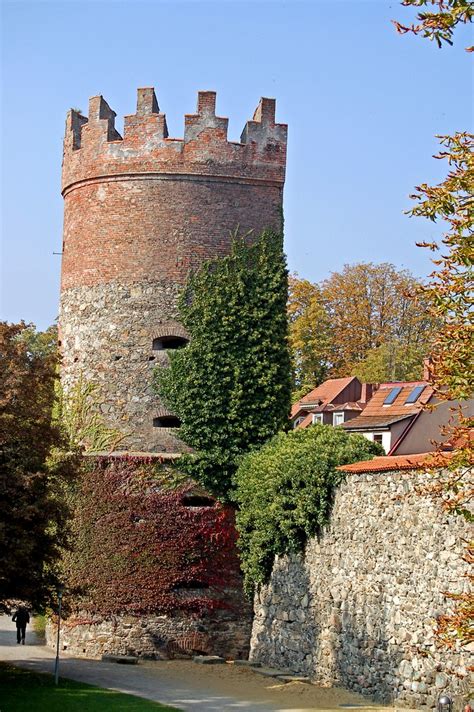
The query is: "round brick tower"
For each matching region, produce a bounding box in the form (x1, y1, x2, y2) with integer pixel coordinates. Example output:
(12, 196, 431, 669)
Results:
(59, 87, 287, 452)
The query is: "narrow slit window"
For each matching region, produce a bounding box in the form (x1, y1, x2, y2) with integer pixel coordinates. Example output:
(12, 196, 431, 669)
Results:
(405, 385, 425, 404)
(383, 387, 402, 405)
(172, 581, 209, 591)
(181, 495, 215, 508)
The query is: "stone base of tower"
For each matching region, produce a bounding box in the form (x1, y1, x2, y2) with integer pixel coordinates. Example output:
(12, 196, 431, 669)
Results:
(56, 454, 251, 664)
(59, 280, 191, 453)
(46, 608, 252, 661)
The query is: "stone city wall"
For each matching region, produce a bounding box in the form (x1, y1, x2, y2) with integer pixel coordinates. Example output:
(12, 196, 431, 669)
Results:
(250, 468, 472, 709)
(47, 606, 251, 661)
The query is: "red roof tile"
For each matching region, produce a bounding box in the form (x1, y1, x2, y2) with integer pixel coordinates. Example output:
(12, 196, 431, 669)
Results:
(300, 377, 356, 406)
(361, 382, 433, 417)
(341, 413, 413, 430)
(340, 381, 433, 430)
(338, 451, 452, 474)
(291, 377, 359, 419)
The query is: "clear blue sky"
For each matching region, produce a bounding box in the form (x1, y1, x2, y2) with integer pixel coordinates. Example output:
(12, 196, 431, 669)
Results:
(1, 0, 472, 330)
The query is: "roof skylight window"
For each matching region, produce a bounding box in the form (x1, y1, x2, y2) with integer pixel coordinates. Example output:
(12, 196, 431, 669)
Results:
(383, 386, 402, 405)
(405, 385, 425, 404)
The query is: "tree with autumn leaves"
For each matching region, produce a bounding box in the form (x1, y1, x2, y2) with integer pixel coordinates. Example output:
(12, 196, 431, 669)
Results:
(392, 0, 473, 650)
(409, 128, 473, 653)
(392, 0, 473, 49)
(288, 263, 436, 395)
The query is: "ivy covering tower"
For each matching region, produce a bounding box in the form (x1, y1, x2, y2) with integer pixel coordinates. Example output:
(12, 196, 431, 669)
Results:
(155, 231, 292, 498)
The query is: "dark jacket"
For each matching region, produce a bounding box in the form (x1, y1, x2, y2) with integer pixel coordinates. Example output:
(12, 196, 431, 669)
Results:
(12, 608, 30, 626)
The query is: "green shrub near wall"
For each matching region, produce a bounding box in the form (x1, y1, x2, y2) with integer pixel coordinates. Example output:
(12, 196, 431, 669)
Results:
(234, 424, 382, 593)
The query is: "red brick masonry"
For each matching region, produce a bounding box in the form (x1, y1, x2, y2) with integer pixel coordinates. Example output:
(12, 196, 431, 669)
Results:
(61, 88, 287, 291)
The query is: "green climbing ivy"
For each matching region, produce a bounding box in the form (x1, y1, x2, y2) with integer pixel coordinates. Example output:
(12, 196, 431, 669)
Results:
(154, 230, 292, 499)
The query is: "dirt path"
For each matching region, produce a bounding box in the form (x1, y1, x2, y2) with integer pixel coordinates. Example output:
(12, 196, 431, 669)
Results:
(0, 616, 390, 712)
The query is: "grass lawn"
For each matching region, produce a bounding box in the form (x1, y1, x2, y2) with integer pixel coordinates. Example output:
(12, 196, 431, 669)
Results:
(0, 662, 181, 711)
(32, 614, 47, 639)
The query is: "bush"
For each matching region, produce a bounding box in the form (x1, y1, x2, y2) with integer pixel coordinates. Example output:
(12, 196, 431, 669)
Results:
(234, 424, 382, 593)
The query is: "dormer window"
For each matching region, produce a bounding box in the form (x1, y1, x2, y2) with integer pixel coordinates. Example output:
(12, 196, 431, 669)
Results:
(152, 336, 188, 351)
(333, 412, 344, 426)
(312, 413, 323, 425)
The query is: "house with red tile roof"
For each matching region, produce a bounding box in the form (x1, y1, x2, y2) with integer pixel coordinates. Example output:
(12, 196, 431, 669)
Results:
(291, 377, 375, 430)
(340, 380, 474, 455)
(340, 381, 432, 454)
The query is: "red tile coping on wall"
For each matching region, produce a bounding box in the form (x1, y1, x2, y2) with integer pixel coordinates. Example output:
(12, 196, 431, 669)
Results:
(338, 451, 453, 474)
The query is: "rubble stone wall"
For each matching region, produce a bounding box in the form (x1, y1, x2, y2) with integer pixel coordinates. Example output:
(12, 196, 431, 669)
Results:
(250, 469, 472, 709)
(46, 607, 252, 661)
(59, 279, 188, 453)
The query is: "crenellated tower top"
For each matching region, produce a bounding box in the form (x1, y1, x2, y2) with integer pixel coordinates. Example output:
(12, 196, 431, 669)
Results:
(62, 88, 287, 195)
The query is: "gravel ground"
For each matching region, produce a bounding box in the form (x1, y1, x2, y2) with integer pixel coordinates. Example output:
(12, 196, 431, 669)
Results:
(0, 616, 391, 712)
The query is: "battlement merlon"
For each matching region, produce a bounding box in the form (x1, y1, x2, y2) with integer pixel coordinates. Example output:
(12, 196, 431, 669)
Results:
(240, 97, 287, 146)
(62, 88, 287, 193)
(184, 91, 229, 143)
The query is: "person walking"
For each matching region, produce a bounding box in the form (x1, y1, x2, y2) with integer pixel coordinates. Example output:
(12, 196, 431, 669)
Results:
(12, 606, 30, 644)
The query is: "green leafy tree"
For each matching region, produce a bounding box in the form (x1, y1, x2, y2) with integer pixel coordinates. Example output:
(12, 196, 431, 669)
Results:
(288, 275, 332, 396)
(0, 322, 73, 607)
(155, 231, 292, 499)
(234, 424, 382, 593)
(19, 323, 58, 360)
(322, 262, 435, 378)
(352, 340, 429, 383)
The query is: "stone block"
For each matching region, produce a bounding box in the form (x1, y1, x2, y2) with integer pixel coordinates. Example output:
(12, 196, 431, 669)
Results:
(193, 655, 225, 665)
(254, 667, 289, 677)
(101, 654, 139, 664)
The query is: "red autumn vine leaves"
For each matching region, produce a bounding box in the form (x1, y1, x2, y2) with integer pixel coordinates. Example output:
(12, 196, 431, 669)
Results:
(65, 456, 243, 617)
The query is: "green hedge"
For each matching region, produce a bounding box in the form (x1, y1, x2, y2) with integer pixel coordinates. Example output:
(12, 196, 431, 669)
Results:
(234, 424, 382, 593)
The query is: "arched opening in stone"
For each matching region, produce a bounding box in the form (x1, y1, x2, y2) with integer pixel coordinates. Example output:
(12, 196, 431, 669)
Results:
(152, 336, 188, 351)
(181, 495, 215, 508)
(152, 415, 181, 428)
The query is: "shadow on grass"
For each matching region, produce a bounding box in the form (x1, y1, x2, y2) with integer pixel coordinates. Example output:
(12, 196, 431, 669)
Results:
(0, 662, 181, 712)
